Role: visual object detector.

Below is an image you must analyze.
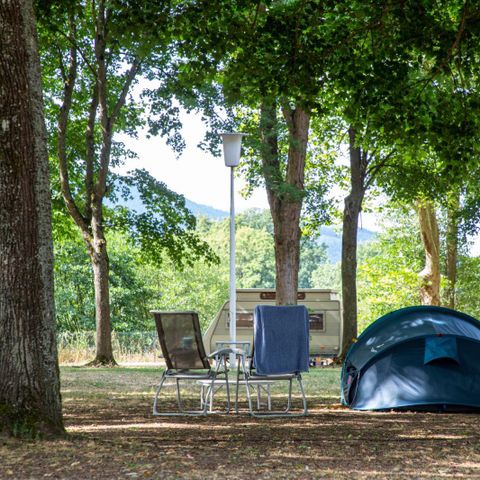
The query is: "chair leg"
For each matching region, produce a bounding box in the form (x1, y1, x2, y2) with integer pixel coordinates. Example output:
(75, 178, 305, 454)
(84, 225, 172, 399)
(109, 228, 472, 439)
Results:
(298, 374, 308, 416)
(247, 374, 308, 418)
(286, 378, 293, 412)
(202, 355, 231, 415)
(235, 355, 241, 414)
(176, 378, 184, 412)
(242, 357, 254, 415)
(209, 381, 214, 413)
(153, 371, 212, 417)
(153, 371, 167, 415)
(224, 356, 231, 414)
(200, 384, 205, 409)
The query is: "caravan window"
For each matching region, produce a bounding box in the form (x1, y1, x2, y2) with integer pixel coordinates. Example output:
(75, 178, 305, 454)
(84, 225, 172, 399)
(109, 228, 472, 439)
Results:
(237, 313, 254, 328)
(309, 313, 325, 331)
(227, 311, 326, 331)
(226, 312, 254, 328)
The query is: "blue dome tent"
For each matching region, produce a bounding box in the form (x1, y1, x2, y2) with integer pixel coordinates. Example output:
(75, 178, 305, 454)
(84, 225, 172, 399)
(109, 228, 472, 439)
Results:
(341, 306, 480, 411)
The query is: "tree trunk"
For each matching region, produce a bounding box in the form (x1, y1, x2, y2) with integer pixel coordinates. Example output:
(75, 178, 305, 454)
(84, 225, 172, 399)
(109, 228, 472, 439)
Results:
(417, 200, 441, 306)
(0, 0, 64, 436)
(445, 193, 459, 309)
(91, 241, 114, 365)
(340, 128, 367, 359)
(259, 100, 309, 305)
(87, 210, 115, 365)
(273, 204, 302, 305)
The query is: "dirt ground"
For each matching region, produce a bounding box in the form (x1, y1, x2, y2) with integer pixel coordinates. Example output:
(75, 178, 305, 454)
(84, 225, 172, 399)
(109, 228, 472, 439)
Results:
(1, 367, 479, 479)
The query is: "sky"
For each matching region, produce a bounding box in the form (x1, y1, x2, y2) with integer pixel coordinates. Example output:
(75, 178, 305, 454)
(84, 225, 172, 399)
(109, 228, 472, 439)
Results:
(116, 109, 480, 255)
(117, 108, 385, 233)
(117, 110, 270, 214)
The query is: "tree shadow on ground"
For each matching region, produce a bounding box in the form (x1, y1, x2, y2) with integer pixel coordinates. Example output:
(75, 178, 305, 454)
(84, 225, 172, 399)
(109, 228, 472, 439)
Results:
(1, 368, 479, 479)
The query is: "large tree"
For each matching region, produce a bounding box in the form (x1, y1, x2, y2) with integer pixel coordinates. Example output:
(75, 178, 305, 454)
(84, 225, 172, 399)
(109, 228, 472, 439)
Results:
(38, 1, 215, 364)
(170, 0, 340, 305)
(334, 0, 480, 354)
(0, 0, 63, 436)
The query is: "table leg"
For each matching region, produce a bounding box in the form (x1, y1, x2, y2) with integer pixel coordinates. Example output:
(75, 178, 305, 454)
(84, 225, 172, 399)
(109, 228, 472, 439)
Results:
(235, 355, 240, 414)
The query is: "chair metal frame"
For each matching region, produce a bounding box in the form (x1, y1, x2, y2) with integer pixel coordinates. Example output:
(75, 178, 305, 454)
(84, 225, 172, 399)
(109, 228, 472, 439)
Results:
(242, 355, 307, 418)
(242, 306, 309, 418)
(151, 311, 232, 416)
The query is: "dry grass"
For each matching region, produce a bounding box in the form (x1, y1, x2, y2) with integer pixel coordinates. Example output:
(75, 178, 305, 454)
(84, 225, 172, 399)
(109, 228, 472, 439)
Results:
(0, 367, 479, 479)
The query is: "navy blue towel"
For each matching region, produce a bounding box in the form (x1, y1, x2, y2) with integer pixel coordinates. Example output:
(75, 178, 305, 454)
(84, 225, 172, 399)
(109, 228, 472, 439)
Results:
(254, 305, 309, 375)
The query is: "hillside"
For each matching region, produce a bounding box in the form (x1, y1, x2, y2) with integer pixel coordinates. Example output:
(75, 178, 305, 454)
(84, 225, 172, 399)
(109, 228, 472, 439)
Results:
(187, 203, 376, 263)
(110, 187, 375, 263)
(185, 199, 228, 220)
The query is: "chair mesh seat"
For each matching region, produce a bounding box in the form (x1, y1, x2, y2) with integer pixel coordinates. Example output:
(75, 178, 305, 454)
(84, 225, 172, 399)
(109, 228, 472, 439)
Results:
(151, 310, 231, 416)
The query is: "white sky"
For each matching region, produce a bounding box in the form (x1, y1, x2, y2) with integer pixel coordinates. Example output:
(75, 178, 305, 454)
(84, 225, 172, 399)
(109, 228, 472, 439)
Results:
(116, 108, 480, 256)
(117, 110, 270, 214)
(117, 108, 384, 232)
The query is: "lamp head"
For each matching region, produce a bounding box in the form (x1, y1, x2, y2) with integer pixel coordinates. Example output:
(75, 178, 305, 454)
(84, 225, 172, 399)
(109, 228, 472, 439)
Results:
(219, 132, 246, 167)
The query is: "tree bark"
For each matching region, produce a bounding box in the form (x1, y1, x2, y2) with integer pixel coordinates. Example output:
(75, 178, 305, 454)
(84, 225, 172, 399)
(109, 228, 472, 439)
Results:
(273, 203, 303, 305)
(417, 200, 441, 306)
(340, 127, 367, 359)
(445, 193, 459, 309)
(0, 0, 64, 436)
(90, 232, 114, 364)
(260, 99, 309, 305)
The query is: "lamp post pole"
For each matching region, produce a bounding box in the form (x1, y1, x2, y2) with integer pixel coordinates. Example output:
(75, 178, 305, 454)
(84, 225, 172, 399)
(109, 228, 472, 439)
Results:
(229, 165, 236, 353)
(220, 133, 245, 365)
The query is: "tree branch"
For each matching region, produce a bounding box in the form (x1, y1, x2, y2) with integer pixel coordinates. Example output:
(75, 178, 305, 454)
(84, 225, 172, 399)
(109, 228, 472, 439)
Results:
(365, 149, 396, 188)
(85, 81, 99, 222)
(94, 0, 111, 202)
(110, 57, 142, 124)
(57, 22, 89, 234)
(56, 46, 66, 83)
(286, 106, 309, 190)
(281, 102, 295, 134)
(260, 98, 281, 212)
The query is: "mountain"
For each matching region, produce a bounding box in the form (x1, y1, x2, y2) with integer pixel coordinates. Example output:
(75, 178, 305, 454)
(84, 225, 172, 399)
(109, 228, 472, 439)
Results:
(318, 225, 376, 263)
(186, 203, 375, 263)
(109, 185, 375, 262)
(185, 200, 228, 220)
(108, 184, 229, 219)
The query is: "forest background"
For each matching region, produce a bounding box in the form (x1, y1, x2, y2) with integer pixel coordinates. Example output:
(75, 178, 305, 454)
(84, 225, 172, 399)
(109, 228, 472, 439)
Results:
(54, 201, 480, 339)
(39, 0, 480, 363)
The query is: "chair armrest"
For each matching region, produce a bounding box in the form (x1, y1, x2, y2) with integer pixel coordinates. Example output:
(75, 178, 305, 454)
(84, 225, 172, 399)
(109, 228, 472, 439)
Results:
(208, 347, 245, 358)
(208, 348, 233, 358)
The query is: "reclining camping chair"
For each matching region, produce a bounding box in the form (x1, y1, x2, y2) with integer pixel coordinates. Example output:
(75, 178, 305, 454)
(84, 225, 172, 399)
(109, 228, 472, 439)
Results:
(151, 311, 232, 416)
(243, 305, 309, 417)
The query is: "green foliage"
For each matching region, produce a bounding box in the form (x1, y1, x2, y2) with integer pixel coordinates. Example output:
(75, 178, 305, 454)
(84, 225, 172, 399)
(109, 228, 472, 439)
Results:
(54, 239, 95, 331)
(54, 209, 329, 332)
(110, 169, 218, 268)
(354, 206, 424, 331)
(38, 0, 216, 267)
(54, 231, 156, 332)
(237, 226, 276, 288)
(299, 237, 328, 288)
(311, 262, 341, 292)
(456, 256, 480, 320)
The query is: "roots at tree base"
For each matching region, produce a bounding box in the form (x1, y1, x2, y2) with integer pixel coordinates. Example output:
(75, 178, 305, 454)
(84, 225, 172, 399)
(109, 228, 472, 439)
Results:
(84, 356, 118, 367)
(0, 405, 65, 439)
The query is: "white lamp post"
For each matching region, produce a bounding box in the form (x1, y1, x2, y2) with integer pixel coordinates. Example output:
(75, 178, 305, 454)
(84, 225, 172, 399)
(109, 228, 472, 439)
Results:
(220, 133, 246, 363)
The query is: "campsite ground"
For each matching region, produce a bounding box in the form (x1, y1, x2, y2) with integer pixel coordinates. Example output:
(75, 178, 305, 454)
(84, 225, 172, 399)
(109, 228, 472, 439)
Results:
(1, 367, 479, 479)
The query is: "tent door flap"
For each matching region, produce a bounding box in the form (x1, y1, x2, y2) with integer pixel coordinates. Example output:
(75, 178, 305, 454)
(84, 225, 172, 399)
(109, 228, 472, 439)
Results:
(424, 336, 459, 365)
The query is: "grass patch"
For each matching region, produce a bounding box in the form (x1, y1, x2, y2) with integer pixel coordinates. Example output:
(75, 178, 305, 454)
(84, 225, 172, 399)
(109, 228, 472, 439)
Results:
(0, 366, 479, 479)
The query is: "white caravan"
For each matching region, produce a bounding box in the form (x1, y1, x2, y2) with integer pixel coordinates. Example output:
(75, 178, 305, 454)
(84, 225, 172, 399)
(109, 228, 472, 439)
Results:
(203, 289, 342, 359)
